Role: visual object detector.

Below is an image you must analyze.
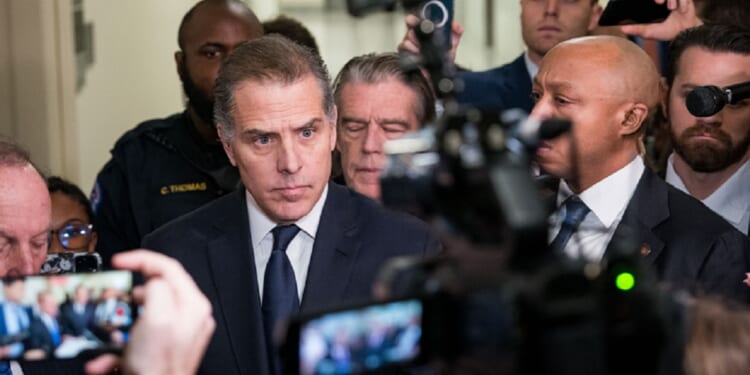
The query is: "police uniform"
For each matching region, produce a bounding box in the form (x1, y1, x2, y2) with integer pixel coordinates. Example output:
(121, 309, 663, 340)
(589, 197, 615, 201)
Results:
(91, 112, 239, 268)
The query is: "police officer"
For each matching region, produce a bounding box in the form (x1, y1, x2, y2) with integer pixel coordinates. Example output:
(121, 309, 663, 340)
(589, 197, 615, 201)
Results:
(91, 0, 264, 268)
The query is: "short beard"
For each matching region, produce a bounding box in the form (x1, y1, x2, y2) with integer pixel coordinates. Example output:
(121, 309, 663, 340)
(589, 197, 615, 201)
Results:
(179, 60, 215, 126)
(671, 124, 750, 173)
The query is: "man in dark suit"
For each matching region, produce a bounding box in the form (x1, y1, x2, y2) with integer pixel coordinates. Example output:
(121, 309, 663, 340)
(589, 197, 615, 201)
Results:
(0, 280, 31, 360)
(26, 291, 70, 359)
(531, 35, 750, 303)
(143, 35, 440, 375)
(399, 0, 603, 113)
(59, 286, 96, 337)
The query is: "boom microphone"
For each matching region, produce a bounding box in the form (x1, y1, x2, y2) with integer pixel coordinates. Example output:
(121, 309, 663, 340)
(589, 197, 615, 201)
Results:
(686, 81, 750, 117)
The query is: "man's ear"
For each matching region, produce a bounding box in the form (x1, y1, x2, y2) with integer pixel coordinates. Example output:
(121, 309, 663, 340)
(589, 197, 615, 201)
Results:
(588, 3, 604, 32)
(216, 125, 237, 166)
(329, 104, 338, 152)
(620, 103, 649, 136)
(175, 51, 185, 78)
(660, 77, 669, 119)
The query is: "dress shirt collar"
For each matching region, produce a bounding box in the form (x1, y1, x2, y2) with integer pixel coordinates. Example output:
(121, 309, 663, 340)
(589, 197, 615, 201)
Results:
(666, 153, 750, 228)
(523, 51, 539, 82)
(558, 156, 645, 228)
(246, 184, 329, 248)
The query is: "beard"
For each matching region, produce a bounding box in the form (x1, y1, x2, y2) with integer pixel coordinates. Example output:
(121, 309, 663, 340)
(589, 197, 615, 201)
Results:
(179, 62, 215, 125)
(671, 123, 750, 173)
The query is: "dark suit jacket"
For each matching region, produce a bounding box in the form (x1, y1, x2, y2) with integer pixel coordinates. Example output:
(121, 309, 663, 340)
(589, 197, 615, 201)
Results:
(606, 169, 750, 303)
(456, 54, 534, 113)
(143, 182, 440, 375)
(59, 302, 96, 337)
(27, 314, 70, 357)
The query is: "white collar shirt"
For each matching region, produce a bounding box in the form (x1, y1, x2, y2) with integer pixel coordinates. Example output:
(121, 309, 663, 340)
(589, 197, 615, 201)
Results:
(523, 51, 539, 82)
(246, 185, 328, 303)
(550, 157, 645, 261)
(666, 154, 750, 235)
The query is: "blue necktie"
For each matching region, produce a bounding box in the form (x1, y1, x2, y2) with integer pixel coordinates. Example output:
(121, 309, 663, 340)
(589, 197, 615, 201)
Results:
(0, 361, 11, 375)
(262, 224, 301, 374)
(49, 318, 61, 347)
(549, 196, 591, 255)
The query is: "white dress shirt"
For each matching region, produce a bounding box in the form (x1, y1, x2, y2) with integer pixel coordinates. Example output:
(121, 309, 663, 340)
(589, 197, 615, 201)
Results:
(246, 185, 328, 303)
(549, 157, 645, 261)
(2, 303, 29, 358)
(666, 154, 750, 235)
(523, 51, 539, 82)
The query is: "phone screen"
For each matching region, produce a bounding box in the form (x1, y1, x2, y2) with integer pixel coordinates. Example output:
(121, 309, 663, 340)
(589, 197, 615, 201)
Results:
(0, 270, 135, 361)
(294, 299, 423, 375)
(598, 0, 671, 26)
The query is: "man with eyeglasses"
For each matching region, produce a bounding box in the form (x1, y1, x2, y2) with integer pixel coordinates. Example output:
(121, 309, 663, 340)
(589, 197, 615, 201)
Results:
(0, 139, 216, 375)
(43, 176, 100, 274)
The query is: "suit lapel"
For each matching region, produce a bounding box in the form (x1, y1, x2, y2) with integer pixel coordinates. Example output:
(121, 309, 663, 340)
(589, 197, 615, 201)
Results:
(300, 183, 362, 312)
(508, 55, 534, 112)
(206, 190, 269, 375)
(606, 169, 668, 264)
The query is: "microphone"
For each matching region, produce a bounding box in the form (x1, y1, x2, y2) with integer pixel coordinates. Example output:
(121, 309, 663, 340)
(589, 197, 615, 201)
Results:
(686, 80, 750, 117)
(509, 112, 572, 147)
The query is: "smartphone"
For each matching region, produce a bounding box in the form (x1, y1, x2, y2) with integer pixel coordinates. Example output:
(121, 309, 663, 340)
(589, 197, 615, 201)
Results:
(40, 252, 103, 274)
(282, 298, 425, 375)
(598, 0, 671, 26)
(420, 0, 453, 52)
(0, 270, 136, 361)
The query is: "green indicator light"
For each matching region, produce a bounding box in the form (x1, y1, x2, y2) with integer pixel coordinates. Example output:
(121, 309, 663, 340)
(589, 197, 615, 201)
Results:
(615, 272, 635, 291)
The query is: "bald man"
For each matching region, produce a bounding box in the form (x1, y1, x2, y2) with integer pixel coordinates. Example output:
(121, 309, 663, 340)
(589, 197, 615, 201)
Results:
(531, 36, 750, 303)
(92, 0, 264, 268)
(0, 142, 49, 277)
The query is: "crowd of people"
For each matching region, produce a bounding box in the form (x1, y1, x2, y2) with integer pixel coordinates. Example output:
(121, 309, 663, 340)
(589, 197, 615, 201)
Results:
(0, 0, 748, 373)
(0, 276, 132, 362)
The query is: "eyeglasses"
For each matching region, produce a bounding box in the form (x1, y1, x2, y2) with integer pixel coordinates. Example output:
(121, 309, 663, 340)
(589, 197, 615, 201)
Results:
(49, 223, 94, 250)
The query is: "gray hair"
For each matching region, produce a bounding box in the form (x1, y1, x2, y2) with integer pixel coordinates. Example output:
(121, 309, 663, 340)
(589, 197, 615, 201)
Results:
(213, 34, 334, 141)
(332, 52, 436, 126)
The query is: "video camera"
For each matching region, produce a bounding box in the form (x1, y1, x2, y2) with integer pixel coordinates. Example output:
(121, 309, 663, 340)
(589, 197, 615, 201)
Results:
(280, 2, 688, 374)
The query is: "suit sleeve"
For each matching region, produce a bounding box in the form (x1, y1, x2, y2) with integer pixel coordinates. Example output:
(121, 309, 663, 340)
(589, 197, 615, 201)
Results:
(421, 228, 442, 257)
(92, 158, 142, 270)
(698, 230, 750, 304)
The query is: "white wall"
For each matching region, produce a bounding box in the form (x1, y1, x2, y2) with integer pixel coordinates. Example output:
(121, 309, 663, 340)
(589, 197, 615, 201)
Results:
(75, 0, 197, 191)
(0, 2, 12, 137)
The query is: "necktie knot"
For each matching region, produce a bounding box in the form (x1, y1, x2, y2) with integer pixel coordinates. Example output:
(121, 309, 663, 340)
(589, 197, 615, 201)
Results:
(272, 225, 300, 253)
(562, 197, 590, 229)
(549, 196, 591, 255)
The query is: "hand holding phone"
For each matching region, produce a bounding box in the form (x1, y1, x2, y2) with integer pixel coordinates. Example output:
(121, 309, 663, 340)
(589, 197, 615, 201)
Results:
(398, 9, 464, 65)
(612, 0, 703, 41)
(85, 250, 215, 375)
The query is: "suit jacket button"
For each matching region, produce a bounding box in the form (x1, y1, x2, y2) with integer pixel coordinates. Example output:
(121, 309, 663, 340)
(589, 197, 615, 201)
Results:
(640, 244, 651, 256)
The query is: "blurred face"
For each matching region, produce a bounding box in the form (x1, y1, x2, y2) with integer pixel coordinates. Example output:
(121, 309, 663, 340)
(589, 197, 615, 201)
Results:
(39, 293, 58, 316)
(221, 75, 336, 224)
(336, 80, 421, 200)
(74, 287, 89, 304)
(520, 0, 601, 63)
(667, 47, 750, 173)
(0, 166, 50, 277)
(176, 3, 263, 123)
(49, 192, 96, 254)
(531, 47, 631, 191)
(3, 281, 25, 303)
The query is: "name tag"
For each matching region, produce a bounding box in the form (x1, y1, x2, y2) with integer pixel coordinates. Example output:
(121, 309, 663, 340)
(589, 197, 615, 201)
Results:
(160, 182, 208, 195)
